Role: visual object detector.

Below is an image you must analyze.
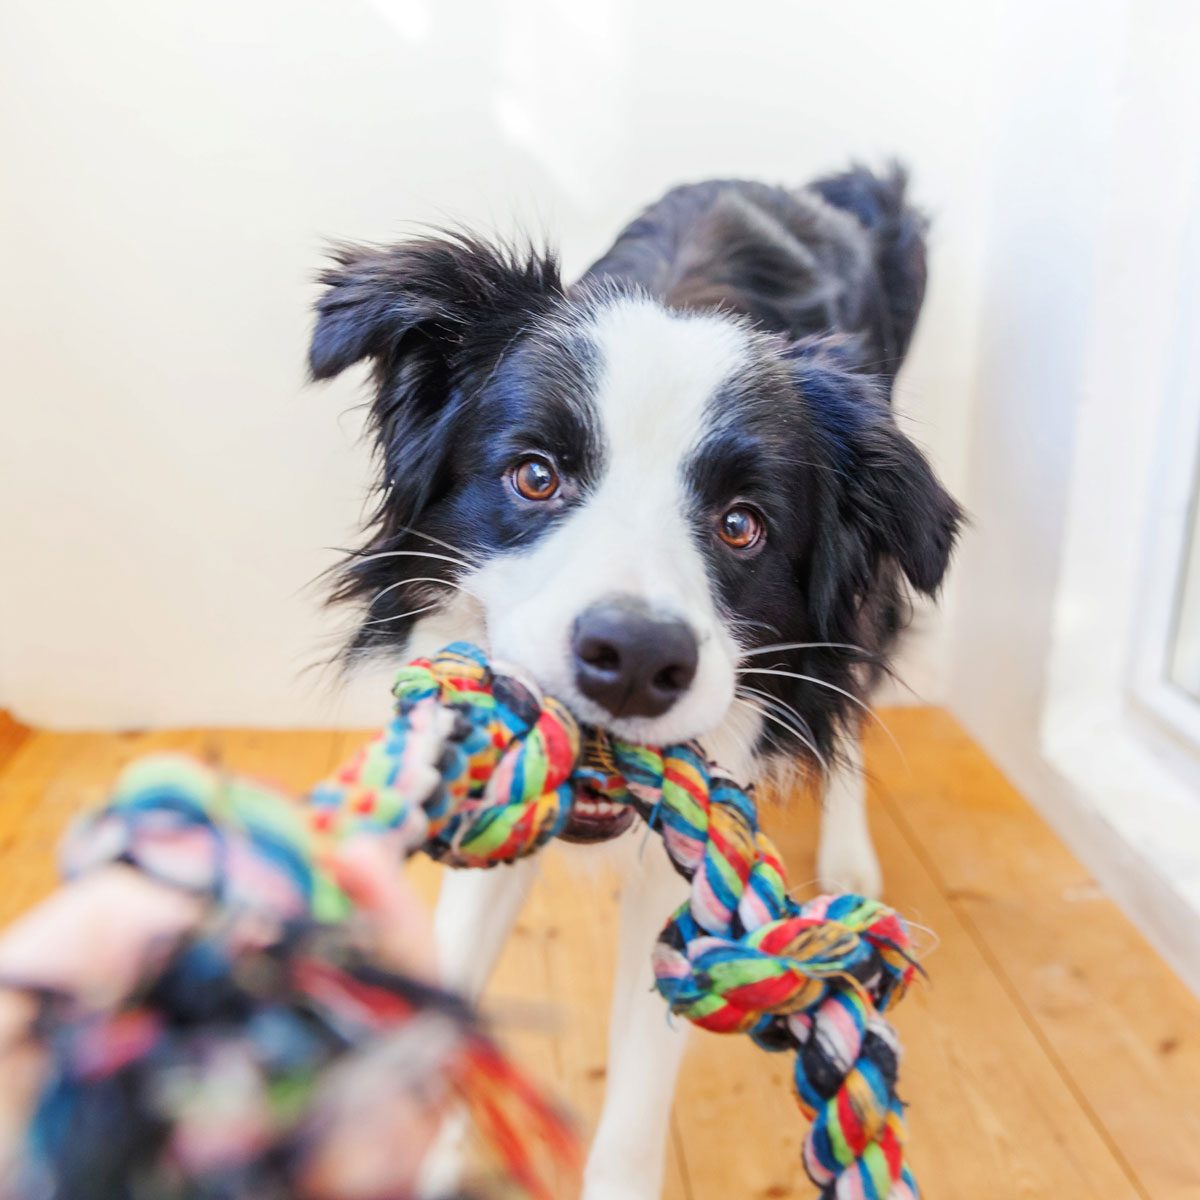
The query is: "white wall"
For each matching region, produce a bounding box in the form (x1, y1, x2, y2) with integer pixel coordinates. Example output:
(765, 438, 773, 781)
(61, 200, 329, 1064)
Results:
(948, 0, 1127, 765)
(948, 0, 1200, 992)
(0, 0, 1000, 728)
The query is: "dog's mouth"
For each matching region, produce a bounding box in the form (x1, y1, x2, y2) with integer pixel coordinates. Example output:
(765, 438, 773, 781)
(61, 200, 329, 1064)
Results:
(560, 732, 639, 845)
(560, 782, 636, 844)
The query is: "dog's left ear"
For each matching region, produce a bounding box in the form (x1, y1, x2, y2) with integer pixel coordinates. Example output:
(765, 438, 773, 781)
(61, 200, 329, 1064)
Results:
(308, 233, 563, 519)
(308, 233, 562, 381)
(791, 336, 962, 607)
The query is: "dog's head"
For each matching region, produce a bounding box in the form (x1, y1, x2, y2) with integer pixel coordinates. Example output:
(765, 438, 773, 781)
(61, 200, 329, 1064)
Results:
(311, 234, 960, 779)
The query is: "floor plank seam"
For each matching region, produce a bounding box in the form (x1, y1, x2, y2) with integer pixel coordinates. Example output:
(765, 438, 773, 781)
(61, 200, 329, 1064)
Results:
(7, 725, 1198, 1197)
(878, 784, 1152, 1200)
(670, 1113, 696, 1200)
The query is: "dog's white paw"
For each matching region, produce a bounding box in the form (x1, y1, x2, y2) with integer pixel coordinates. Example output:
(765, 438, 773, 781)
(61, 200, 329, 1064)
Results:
(581, 1179, 661, 1200)
(417, 1108, 468, 1198)
(817, 819, 883, 899)
(582, 1155, 665, 1200)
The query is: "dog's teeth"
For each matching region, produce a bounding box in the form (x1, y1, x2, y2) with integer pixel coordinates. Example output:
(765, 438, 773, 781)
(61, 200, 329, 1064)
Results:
(572, 796, 626, 822)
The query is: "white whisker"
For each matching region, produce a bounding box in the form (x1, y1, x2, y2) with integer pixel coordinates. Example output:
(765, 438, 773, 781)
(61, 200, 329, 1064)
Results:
(734, 688, 828, 772)
(732, 696, 788, 758)
(739, 641, 872, 660)
(348, 548, 475, 572)
(369, 575, 473, 607)
(738, 667, 903, 759)
(360, 601, 447, 628)
(740, 693, 827, 772)
(393, 523, 484, 568)
(733, 695, 826, 772)
(360, 575, 472, 627)
(725, 614, 782, 640)
(710, 712, 759, 777)
(737, 684, 820, 748)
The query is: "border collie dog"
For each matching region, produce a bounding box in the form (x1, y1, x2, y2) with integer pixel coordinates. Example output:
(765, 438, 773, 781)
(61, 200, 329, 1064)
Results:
(310, 166, 960, 1199)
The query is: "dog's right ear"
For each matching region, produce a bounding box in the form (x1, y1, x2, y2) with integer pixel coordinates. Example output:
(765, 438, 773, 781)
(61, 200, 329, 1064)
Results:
(308, 233, 562, 381)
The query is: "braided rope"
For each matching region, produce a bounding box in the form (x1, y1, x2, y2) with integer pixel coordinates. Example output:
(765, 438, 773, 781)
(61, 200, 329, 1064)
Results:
(314, 644, 921, 1198)
(17, 920, 573, 1200)
(82, 643, 920, 1198)
(591, 751, 919, 1200)
(308, 646, 581, 868)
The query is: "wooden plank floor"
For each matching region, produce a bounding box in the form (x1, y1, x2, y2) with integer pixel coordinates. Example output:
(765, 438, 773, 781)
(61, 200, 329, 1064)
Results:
(1, 709, 1199, 1198)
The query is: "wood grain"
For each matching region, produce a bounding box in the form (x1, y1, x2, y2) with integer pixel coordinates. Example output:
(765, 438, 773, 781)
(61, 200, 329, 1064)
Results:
(672, 780, 1142, 1199)
(0, 712, 30, 771)
(0, 713, 1197, 1198)
(875, 708, 1200, 1199)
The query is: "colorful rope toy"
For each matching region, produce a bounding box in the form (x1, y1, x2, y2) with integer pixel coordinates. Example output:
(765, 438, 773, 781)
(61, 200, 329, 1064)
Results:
(66, 642, 921, 1199)
(17, 919, 571, 1200)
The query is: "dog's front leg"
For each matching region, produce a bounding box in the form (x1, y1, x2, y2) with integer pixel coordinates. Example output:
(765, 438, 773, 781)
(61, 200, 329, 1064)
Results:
(433, 855, 542, 997)
(583, 842, 690, 1200)
(815, 733, 882, 898)
(419, 858, 542, 1197)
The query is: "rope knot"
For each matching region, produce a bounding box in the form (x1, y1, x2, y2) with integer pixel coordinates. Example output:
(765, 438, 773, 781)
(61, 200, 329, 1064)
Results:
(289, 642, 923, 1196)
(392, 643, 581, 866)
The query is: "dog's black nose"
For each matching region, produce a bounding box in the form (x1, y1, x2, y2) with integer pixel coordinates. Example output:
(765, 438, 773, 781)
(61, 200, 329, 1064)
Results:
(571, 599, 699, 719)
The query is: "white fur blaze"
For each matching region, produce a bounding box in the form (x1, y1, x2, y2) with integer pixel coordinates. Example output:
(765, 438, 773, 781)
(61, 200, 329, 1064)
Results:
(467, 295, 755, 748)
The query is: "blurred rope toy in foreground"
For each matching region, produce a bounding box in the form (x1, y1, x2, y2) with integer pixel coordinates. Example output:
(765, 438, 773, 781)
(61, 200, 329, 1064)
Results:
(24, 642, 920, 1200)
(10, 918, 569, 1200)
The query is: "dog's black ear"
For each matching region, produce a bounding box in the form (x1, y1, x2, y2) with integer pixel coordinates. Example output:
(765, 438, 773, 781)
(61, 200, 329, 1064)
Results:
(311, 236, 563, 652)
(790, 336, 961, 621)
(309, 234, 562, 381)
(309, 234, 562, 517)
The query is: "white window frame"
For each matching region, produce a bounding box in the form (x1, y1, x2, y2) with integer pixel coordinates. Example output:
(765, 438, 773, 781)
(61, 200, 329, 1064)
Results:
(1130, 334, 1200, 758)
(1035, 93, 1200, 991)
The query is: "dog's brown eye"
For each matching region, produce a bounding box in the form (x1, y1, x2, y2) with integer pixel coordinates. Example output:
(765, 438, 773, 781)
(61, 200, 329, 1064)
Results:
(718, 505, 764, 550)
(512, 456, 559, 502)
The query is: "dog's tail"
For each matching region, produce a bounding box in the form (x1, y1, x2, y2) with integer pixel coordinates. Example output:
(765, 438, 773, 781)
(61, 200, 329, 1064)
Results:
(809, 163, 928, 374)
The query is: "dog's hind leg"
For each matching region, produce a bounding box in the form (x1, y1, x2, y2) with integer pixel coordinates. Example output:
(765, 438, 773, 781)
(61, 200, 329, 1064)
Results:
(816, 734, 883, 899)
(582, 842, 690, 1200)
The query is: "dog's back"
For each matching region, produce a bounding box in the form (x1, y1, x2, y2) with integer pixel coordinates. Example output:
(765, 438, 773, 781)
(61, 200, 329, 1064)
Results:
(580, 166, 926, 383)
